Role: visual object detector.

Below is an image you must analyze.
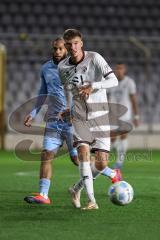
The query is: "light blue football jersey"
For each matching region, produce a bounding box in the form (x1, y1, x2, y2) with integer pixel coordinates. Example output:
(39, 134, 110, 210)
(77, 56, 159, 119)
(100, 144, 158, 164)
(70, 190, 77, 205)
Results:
(30, 59, 67, 120)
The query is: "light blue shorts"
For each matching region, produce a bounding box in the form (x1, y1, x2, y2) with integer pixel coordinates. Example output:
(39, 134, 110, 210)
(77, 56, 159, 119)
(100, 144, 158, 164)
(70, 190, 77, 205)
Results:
(43, 120, 77, 157)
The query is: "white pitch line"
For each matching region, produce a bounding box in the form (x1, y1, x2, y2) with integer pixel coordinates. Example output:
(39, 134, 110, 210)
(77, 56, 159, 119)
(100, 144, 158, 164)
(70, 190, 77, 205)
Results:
(15, 171, 38, 176)
(15, 172, 78, 178)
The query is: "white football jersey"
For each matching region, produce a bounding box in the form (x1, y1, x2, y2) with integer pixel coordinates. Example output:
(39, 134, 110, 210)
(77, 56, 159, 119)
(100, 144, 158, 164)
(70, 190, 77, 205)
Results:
(109, 76, 136, 120)
(58, 51, 118, 121)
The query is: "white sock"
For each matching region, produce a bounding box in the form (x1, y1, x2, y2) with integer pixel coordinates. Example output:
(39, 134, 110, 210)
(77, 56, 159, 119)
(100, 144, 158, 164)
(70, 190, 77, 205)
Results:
(114, 139, 128, 169)
(72, 162, 101, 193)
(79, 161, 96, 203)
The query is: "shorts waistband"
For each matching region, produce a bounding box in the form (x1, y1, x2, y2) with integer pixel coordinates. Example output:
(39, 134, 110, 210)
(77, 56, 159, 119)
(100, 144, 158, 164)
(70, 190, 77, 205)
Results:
(47, 117, 68, 123)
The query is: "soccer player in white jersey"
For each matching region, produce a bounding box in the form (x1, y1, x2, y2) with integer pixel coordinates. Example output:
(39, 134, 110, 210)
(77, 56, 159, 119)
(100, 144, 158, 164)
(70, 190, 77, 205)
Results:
(58, 29, 122, 210)
(104, 63, 140, 170)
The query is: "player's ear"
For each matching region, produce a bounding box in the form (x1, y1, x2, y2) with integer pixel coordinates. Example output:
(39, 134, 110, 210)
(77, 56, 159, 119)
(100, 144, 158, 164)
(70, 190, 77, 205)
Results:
(81, 40, 83, 48)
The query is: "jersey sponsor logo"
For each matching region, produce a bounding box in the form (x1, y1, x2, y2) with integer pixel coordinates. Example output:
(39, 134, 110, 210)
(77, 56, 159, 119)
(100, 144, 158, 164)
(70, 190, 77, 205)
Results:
(67, 74, 86, 89)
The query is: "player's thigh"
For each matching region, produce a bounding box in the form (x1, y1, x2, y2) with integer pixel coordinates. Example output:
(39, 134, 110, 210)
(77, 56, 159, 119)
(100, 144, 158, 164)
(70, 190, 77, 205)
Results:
(62, 123, 77, 156)
(120, 133, 128, 140)
(43, 121, 63, 153)
(72, 119, 95, 145)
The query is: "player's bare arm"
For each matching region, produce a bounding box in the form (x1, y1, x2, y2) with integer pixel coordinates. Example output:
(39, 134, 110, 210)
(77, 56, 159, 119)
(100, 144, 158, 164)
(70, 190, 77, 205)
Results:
(130, 94, 140, 127)
(58, 108, 73, 123)
(24, 114, 33, 127)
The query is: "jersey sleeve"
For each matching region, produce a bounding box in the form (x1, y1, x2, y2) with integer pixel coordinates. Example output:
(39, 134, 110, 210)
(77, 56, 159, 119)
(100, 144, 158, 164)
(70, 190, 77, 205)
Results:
(91, 53, 118, 89)
(128, 78, 136, 95)
(30, 69, 47, 118)
(58, 62, 72, 109)
(58, 62, 66, 85)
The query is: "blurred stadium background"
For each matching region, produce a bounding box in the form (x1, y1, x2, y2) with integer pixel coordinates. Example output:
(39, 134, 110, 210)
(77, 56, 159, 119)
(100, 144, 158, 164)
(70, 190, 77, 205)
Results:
(0, 0, 160, 150)
(1, 3, 160, 239)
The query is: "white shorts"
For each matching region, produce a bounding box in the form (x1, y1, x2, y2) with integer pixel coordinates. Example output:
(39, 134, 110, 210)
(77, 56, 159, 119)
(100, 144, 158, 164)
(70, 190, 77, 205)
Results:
(72, 119, 111, 152)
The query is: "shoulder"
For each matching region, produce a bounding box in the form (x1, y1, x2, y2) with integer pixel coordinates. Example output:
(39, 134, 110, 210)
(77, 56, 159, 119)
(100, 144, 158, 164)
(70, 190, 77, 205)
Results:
(87, 51, 108, 66)
(86, 51, 104, 60)
(86, 52, 110, 73)
(124, 76, 136, 93)
(41, 59, 53, 72)
(58, 56, 69, 69)
(125, 76, 136, 85)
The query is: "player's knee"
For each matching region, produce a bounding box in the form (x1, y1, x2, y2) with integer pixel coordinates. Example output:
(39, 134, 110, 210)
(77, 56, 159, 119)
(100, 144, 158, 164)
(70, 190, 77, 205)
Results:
(95, 160, 107, 171)
(120, 134, 128, 140)
(111, 136, 117, 143)
(78, 145, 90, 162)
(41, 150, 54, 162)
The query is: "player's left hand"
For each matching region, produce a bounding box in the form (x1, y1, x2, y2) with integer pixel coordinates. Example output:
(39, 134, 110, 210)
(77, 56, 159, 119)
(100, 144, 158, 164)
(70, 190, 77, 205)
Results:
(79, 84, 93, 98)
(24, 114, 33, 127)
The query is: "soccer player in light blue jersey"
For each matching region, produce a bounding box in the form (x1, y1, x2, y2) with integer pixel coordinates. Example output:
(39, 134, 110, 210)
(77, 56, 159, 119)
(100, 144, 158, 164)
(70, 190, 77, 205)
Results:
(24, 38, 78, 204)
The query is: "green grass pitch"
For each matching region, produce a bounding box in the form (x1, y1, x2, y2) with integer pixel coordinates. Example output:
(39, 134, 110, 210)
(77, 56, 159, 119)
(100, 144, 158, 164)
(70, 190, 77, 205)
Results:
(0, 149, 160, 240)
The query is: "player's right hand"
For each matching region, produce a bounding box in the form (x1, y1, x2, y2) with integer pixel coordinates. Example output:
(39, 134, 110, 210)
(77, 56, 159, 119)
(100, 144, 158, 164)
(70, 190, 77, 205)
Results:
(58, 109, 72, 123)
(24, 115, 33, 127)
(79, 83, 93, 99)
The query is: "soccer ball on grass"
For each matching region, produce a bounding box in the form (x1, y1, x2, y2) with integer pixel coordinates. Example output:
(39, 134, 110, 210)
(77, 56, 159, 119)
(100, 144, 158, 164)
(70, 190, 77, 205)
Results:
(108, 181, 134, 206)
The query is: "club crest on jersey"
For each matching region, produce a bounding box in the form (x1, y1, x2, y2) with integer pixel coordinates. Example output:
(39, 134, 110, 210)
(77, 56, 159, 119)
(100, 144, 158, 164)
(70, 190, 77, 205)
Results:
(82, 66, 87, 73)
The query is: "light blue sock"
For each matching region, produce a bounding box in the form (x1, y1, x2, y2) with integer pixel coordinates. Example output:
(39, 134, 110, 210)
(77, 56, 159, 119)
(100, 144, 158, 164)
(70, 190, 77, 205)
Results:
(113, 139, 128, 169)
(114, 162, 123, 169)
(101, 167, 115, 177)
(39, 178, 51, 197)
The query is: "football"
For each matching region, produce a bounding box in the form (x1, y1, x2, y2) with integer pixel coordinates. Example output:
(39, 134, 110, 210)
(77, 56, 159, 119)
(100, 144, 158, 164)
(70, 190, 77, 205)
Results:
(108, 181, 134, 206)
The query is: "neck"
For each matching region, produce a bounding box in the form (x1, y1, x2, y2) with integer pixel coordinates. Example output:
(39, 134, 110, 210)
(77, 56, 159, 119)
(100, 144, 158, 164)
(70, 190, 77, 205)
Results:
(52, 57, 59, 65)
(52, 55, 66, 65)
(118, 76, 125, 81)
(71, 51, 84, 65)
